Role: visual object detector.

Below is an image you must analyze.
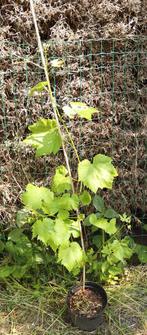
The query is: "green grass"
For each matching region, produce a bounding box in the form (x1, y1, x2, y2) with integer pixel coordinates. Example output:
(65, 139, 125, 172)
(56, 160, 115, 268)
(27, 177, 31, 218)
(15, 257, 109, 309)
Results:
(0, 266, 146, 335)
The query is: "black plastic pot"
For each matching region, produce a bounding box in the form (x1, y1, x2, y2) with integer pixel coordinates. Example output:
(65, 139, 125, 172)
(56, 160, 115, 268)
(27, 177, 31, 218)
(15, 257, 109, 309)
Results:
(67, 281, 107, 331)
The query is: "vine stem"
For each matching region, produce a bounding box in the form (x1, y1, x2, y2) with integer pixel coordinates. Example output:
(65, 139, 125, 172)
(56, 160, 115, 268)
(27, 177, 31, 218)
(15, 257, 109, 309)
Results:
(30, 0, 86, 289)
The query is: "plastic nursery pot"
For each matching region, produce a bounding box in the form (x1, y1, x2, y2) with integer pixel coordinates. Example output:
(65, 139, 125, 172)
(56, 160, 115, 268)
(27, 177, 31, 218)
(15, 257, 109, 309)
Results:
(67, 281, 107, 331)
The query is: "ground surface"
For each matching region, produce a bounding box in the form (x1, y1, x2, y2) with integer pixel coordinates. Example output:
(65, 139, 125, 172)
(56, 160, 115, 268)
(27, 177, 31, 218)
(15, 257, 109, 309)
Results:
(0, 266, 146, 335)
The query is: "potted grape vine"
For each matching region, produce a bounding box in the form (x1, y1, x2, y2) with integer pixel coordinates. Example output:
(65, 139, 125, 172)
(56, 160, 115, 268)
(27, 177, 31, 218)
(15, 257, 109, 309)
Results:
(20, 1, 134, 330)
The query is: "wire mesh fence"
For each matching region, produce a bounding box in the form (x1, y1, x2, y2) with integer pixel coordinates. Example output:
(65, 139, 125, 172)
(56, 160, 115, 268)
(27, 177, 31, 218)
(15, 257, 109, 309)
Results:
(0, 38, 147, 233)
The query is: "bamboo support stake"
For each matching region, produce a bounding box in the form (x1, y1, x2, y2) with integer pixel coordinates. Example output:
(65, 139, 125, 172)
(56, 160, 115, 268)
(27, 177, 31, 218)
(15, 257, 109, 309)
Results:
(30, 0, 86, 289)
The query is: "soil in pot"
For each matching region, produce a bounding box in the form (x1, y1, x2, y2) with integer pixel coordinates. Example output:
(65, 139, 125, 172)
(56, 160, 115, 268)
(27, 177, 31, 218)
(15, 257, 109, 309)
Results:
(69, 287, 103, 318)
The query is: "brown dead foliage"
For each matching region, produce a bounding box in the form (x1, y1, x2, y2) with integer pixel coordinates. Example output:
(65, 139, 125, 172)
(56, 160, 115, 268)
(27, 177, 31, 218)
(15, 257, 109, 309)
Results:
(0, 0, 146, 43)
(0, 1, 147, 225)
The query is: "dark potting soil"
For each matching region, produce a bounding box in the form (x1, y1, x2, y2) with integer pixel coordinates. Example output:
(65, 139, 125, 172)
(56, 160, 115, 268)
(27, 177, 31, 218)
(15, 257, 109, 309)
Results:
(70, 288, 103, 318)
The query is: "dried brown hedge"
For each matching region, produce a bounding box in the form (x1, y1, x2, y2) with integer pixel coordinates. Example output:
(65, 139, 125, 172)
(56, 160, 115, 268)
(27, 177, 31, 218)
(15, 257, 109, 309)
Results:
(0, 1, 147, 225)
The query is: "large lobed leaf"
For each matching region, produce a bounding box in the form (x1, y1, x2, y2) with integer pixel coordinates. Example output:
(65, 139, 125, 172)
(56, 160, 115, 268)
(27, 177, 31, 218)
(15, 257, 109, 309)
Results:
(21, 184, 54, 210)
(32, 218, 70, 251)
(24, 118, 62, 156)
(102, 238, 133, 262)
(89, 214, 117, 235)
(32, 218, 55, 246)
(78, 154, 118, 193)
(58, 242, 84, 272)
(22, 183, 79, 216)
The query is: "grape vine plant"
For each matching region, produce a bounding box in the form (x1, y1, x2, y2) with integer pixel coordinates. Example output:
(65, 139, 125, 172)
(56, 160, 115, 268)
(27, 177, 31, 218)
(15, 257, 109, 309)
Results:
(18, 0, 146, 286)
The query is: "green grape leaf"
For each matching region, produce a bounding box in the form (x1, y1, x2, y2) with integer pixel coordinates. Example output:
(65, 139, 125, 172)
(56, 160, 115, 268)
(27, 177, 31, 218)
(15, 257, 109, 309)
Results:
(78, 154, 118, 193)
(114, 241, 133, 261)
(57, 210, 69, 220)
(70, 194, 79, 210)
(21, 184, 54, 211)
(135, 244, 147, 263)
(89, 214, 117, 235)
(69, 220, 80, 238)
(32, 218, 70, 251)
(58, 242, 83, 272)
(101, 261, 109, 273)
(79, 190, 91, 206)
(6, 230, 33, 264)
(104, 208, 119, 219)
(44, 193, 79, 215)
(63, 102, 99, 120)
(29, 81, 48, 96)
(0, 265, 14, 278)
(101, 239, 132, 266)
(24, 118, 62, 156)
(84, 214, 93, 226)
(51, 165, 72, 194)
(104, 239, 133, 261)
(32, 218, 54, 245)
(50, 219, 70, 250)
(93, 195, 105, 212)
(108, 263, 123, 276)
(111, 245, 125, 261)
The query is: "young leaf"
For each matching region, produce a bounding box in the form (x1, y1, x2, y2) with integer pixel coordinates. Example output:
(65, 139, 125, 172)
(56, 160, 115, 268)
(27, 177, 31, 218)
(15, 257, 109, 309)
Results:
(51, 165, 72, 194)
(103, 239, 133, 262)
(79, 190, 91, 206)
(119, 213, 131, 223)
(135, 244, 147, 263)
(89, 214, 117, 235)
(24, 119, 62, 157)
(69, 220, 80, 238)
(29, 81, 48, 96)
(63, 102, 98, 120)
(93, 195, 105, 212)
(58, 242, 83, 272)
(21, 184, 54, 210)
(78, 154, 118, 193)
(104, 208, 119, 219)
(114, 240, 133, 261)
